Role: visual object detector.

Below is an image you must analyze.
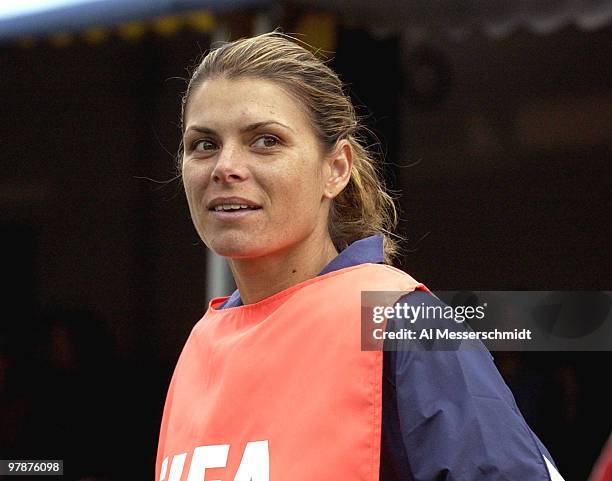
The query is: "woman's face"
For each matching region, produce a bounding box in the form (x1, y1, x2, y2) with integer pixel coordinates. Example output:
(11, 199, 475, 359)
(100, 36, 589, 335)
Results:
(182, 76, 334, 259)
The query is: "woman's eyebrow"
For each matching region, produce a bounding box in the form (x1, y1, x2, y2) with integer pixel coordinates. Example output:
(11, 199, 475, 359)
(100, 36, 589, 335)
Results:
(184, 120, 295, 136)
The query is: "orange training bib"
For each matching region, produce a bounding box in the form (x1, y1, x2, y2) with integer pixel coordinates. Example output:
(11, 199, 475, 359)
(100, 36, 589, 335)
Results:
(156, 263, 425, 481)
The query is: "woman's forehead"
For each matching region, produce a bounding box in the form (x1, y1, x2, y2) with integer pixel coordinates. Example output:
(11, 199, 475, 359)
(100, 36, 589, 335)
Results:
(184, 77, 308, 130)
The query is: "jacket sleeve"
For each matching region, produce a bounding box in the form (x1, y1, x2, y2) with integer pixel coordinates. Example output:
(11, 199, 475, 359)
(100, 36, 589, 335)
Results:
(386, 290, 564, 481)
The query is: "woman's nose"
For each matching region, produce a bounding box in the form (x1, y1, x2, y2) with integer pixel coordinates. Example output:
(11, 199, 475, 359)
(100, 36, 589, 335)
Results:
(210, 145, 248, 184)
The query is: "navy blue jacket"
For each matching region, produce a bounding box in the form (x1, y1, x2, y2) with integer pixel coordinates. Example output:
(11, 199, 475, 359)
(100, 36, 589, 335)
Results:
(219, 236, 564, 480)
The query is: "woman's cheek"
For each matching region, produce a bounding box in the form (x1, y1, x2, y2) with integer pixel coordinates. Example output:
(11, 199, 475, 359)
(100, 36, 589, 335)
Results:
(183, 169, 209, 207)
(183, 163, 211, 189)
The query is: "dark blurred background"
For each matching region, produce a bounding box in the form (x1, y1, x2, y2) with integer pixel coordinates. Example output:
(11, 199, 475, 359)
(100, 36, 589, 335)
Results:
(0, 1, 610, 480)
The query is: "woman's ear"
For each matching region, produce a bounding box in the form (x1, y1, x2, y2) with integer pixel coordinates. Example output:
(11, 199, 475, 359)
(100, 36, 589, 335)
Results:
(323, 139, 353, 199)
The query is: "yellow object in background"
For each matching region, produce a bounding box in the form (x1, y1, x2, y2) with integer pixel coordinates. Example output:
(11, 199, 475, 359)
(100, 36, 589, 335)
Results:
(152, 15, 182, 37)
(49, 32, 73, 47)
(293, 11, 337, 57)
(118, 21, 146, 42)
(83, 27, 109, 44)
(187, 11, 216, 33)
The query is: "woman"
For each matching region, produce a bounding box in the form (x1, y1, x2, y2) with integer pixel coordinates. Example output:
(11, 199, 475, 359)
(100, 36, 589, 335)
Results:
(156, 32, 563, 481)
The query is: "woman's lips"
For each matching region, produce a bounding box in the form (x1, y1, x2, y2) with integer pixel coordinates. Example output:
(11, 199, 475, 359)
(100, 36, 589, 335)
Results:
(207, 197, 261, 210)
(209, 207, 261, 220)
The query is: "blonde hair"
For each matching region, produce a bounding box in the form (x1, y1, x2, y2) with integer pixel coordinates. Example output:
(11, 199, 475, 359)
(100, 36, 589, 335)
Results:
(180, 31, 400, 263)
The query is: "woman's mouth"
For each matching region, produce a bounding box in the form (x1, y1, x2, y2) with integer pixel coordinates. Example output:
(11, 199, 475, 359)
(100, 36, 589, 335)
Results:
(212, 204, 260, 212)
(209, 203, 262, 220)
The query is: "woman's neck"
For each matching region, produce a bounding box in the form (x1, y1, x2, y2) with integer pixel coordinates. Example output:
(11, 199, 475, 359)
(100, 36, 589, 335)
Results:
(228, 231, 339, 305)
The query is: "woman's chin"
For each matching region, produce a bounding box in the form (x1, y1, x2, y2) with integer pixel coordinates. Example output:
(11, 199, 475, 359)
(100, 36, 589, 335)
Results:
(208, 239, 267, 259)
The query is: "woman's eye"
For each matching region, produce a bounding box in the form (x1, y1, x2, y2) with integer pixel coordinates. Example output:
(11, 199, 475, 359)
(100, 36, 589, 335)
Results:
(193, 139, 217, 152)
(252, 135, 280, 149)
